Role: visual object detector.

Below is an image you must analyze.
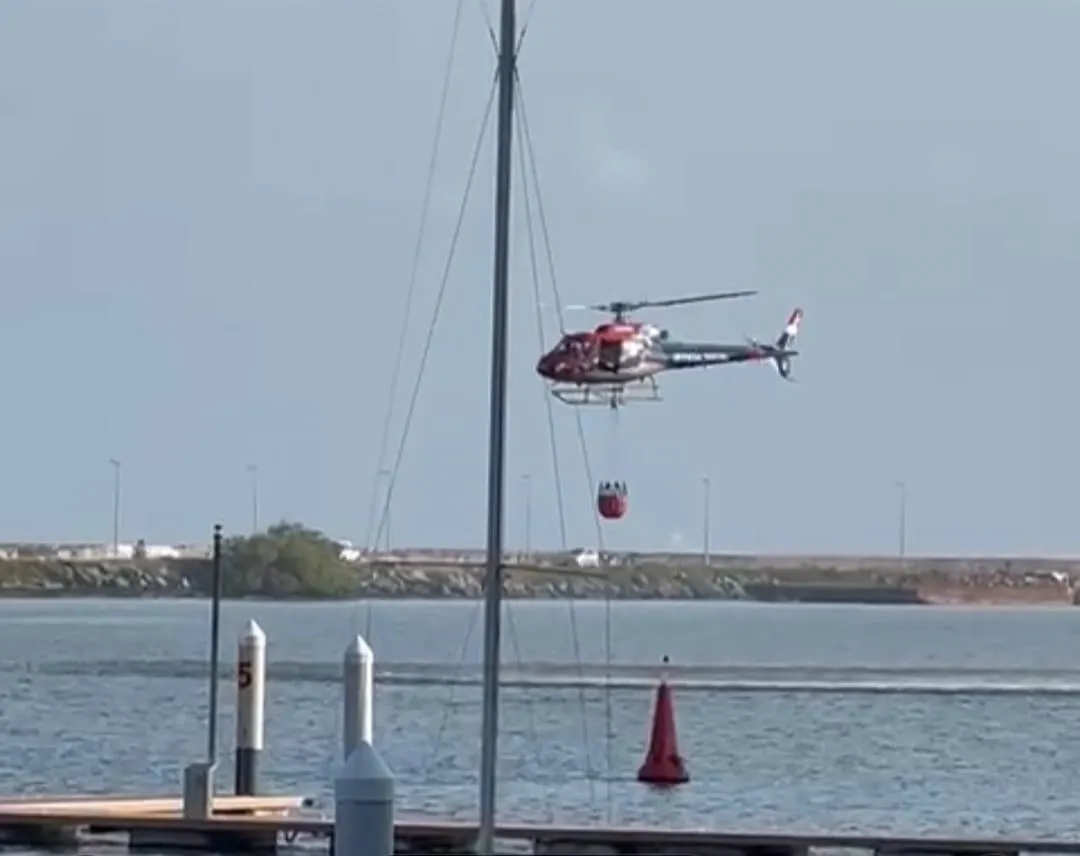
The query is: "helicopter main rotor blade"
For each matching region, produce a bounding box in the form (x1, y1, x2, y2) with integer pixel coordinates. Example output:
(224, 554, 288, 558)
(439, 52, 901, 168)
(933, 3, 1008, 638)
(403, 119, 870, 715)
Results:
(632, 290, 758, 311)
(570, 290, 758, 316)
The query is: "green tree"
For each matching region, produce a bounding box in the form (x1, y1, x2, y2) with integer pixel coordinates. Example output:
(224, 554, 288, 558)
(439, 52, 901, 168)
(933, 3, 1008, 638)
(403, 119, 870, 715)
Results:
(221, 521, 356, 598)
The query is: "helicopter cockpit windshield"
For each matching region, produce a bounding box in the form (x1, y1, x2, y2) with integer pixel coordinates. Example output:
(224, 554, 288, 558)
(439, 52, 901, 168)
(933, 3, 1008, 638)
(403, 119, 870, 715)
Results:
(555, 333, 594, 364)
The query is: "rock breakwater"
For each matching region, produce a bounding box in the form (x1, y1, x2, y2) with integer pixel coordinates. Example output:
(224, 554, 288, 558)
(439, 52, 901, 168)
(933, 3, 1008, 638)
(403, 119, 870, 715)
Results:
(0, 558, 753, 599)
(0, 555, 1075, 604)
(0, 559, 199, 596)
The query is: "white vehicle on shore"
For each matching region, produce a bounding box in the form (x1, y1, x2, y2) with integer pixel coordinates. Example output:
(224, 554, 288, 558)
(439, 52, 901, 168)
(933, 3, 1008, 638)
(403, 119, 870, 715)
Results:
(570, 548, 601, 568)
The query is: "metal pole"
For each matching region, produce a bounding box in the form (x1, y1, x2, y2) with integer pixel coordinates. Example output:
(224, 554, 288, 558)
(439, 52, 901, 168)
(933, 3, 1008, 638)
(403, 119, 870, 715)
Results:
(895, 480, 907, 570)
(109, 458, 121, 556)
(247, 465, 259, 533)
(523, 474, 532, 557)
(477, 0, 516, 851)
(702, 476, 711, 567)
(207, 523, 224, 765)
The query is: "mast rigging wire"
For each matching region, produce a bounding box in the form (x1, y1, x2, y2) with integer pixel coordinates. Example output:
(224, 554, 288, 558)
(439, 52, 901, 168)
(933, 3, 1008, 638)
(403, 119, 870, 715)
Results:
(364, 0, 467, 554)
(373, 0, 620, 822)
(516, 70, 617, 821)
(515, 89, 597, 808)
(370, 72, 499, 552)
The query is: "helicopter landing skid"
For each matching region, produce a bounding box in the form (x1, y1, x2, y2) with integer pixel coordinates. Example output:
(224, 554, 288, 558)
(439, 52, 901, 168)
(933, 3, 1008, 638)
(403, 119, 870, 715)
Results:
(549, 378, 662, 408)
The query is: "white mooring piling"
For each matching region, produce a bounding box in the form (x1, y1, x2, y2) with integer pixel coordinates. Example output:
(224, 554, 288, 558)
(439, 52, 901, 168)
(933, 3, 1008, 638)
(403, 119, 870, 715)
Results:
(334, 635, 394, 856)
(234, 619, 266, 796)
(343, 635, 374, 758)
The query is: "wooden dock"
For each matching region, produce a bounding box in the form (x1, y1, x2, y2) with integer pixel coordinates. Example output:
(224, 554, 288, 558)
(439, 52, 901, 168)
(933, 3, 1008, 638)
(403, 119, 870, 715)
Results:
(0, 795, 1077, 855)
(0, 794, 313, 849)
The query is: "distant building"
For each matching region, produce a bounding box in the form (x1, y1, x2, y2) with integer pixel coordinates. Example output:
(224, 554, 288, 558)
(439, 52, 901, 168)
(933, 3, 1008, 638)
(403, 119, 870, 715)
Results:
(335, 539, 363, 563)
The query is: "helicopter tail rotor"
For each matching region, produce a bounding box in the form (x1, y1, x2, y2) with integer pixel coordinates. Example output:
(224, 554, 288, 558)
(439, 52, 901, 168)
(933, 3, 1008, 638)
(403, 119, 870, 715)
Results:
(742, 307, 803, 381)
(773, 353, 796, 381)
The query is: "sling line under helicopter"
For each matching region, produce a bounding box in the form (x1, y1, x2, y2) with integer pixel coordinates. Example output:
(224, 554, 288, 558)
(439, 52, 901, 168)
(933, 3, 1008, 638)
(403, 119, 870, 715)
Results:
(596, 400, 628, 521)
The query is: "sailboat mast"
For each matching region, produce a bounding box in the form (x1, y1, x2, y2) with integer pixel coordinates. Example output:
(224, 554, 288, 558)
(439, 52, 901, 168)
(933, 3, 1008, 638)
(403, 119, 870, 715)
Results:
(477, 0, 517, 853)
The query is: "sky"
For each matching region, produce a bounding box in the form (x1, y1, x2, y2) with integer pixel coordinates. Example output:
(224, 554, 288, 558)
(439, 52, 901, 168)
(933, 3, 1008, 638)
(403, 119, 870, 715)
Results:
(0, 0, 1077, 556)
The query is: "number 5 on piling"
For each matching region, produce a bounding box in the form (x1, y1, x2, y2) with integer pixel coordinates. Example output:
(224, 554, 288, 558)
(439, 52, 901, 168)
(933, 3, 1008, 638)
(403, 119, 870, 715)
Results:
(237, 660, 253, 690)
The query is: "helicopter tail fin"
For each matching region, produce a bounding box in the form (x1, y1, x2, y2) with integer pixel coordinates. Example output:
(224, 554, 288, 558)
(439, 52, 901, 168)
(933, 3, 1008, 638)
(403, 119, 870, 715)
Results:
(775, 308, 802, 351)
(772, 308, 802, 380)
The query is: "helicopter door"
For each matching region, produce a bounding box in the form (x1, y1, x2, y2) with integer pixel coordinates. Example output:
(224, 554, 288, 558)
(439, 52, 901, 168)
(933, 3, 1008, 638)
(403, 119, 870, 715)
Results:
(598, 341, 621, 372)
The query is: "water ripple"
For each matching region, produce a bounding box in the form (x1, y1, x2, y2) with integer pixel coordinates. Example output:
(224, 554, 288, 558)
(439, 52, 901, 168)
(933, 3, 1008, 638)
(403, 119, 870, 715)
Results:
(2, 599, 1080, 839)
(18, 659, 1080, 696)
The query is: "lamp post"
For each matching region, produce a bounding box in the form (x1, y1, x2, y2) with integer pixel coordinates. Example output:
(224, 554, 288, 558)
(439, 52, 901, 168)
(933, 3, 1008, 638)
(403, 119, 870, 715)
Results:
(108, 458, 122, 557)
(247, 465, 259, 533)
(702, 476, 711, 567)
(522, 474, 532, 557)
(894, 479, 907, 570)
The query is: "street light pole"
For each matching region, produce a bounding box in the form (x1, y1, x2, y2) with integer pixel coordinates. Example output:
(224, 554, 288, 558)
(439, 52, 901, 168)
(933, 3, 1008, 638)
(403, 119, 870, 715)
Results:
(109, 459, 121, 556)
(894, 479, 907, 570)
(522, 474, 532, 557)
(702, 476, 711, 567)
(247, 465, 259, 533)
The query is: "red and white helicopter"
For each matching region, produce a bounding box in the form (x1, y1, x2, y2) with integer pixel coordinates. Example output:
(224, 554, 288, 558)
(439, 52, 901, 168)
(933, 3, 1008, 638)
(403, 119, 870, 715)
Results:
(536, 290, 803, 408)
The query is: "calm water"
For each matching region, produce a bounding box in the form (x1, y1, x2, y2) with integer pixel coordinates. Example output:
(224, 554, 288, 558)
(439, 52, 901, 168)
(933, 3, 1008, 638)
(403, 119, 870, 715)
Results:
(2, 598, 1080, 839)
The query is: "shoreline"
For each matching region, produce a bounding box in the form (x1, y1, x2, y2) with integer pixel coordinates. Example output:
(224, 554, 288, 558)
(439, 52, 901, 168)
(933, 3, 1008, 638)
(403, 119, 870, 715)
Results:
(1, 591, 1074, 606)
(0, 556, 1075, 606)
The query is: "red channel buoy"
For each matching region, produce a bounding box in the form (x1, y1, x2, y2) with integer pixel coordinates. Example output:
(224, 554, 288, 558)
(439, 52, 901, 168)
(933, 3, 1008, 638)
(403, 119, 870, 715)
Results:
(636, 655, 689, 786)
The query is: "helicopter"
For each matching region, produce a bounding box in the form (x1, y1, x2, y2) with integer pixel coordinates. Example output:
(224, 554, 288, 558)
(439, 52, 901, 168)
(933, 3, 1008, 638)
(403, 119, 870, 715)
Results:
(535, 290, 803, 408)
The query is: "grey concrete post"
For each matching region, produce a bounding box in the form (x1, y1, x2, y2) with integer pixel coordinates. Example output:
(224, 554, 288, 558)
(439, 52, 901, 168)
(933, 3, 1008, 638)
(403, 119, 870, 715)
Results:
(334, 636, 393, 856)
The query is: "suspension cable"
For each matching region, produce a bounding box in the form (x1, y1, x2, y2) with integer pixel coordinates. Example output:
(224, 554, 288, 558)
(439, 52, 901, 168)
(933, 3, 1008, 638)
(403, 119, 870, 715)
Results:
(516, 72, 616, 821)
(514, 88, 597, 808)
(516, 75, 606, 550)
(516, 95, 568, 555)
(503, 596, 554, 822)
(364, 0, 466, 553)
(517, 0, 540, 54)
(474, 0, 539, 56)
(371, 72, 499, 549)
(421, 602, 482, 774)
(355, 0, 465, 723)
(509, 103, 555, 821)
